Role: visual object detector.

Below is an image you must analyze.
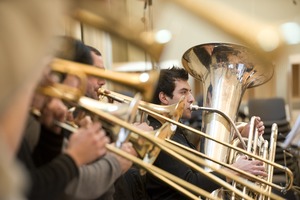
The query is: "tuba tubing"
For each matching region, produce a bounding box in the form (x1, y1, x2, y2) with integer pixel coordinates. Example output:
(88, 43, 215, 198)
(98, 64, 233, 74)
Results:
(228, 116, 279, 199)
(190, 104, 247, 150)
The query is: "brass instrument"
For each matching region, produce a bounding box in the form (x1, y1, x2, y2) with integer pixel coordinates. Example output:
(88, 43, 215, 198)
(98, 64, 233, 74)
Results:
(36, 62, 284, 199)
(58, 2, 290, 198)
(36, 85, 229, 200)
(97, 85, 293, 196)
(98, 88, 185, 169)
(51, 58, 160, 102)
(182, 42, 273, 169)
(181, 42, 285, 198)
(39, 59, 236, 199)
(227, 117, 278, 199)
(32, 95, 213, 200)
(98, 88, 185, 125)
(75, 95, 285, 199)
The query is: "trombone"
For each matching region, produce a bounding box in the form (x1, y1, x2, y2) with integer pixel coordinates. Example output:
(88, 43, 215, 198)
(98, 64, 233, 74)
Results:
(99, 89, 294, 194)
(32, 92, 217, 200)
(73, 94, 285, 200)
(36, 84, 228, 200)
(37, 67, 283, 200)
(41, 59, 247, 199)
(98, 88, 185, 125)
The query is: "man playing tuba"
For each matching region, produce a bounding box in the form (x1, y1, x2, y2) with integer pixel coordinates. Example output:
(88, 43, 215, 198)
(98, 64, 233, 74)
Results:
(145, 66, 267, 200)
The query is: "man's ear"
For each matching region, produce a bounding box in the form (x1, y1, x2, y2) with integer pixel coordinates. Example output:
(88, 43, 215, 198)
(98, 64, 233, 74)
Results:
(159, 92, 169, 105)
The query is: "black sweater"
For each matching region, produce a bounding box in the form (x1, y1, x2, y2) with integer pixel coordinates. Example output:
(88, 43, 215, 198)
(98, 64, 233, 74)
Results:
(145, 117, 226, 200)
(17, 117, 78, 200)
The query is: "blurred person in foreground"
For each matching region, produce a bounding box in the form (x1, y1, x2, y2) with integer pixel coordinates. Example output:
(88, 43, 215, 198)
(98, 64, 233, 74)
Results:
(0, 0, 65, 199)
(22, 37, 140, 200)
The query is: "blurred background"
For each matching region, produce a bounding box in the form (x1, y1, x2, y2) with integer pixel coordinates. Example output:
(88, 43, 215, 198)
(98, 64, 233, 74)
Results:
(59, 0, 300, 125)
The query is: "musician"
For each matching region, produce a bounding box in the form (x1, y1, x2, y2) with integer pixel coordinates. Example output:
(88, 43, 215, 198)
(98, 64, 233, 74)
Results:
(85, 45, 106, 100)
(54, 38, 139, 200)
(17, 71, 110, 200)
(145, 66, 267, 200)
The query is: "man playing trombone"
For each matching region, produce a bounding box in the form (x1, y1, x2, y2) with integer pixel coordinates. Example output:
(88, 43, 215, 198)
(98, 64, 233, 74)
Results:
(145, 66, 267, 200)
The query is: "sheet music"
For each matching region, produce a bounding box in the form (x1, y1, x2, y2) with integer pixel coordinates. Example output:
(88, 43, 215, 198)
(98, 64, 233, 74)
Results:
(280, 115, 300, 149)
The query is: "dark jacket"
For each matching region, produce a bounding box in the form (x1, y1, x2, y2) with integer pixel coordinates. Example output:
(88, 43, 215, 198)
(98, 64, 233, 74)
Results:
(17, 116, 78, 200)
(145, 116, 225, 200)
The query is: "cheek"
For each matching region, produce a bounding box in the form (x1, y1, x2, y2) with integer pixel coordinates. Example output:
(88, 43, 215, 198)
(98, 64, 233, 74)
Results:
(88, 78, 98, 86)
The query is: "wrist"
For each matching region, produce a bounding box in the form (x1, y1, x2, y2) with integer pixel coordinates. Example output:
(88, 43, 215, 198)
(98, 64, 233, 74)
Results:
(64, 149, 82, 167)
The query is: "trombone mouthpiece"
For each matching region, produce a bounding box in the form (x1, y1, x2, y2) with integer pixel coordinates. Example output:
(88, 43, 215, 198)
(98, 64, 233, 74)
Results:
(190, 104, 199, 111)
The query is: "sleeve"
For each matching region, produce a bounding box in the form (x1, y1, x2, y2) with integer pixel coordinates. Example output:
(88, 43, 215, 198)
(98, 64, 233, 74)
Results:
(23, 115, 41, 152)
(64, 153, 122, 199)
(27, 153, 79, 200)
(32, 125, 65, 167)
(154, 150, 224, 193)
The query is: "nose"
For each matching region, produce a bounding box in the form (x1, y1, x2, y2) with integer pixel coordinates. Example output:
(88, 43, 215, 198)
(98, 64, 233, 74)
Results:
(98, 79, 106, 87)
(187, 91, 195, 104)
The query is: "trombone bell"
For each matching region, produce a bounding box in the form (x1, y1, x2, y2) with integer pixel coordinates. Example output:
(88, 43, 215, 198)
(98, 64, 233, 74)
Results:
(51, 58, 160, 102)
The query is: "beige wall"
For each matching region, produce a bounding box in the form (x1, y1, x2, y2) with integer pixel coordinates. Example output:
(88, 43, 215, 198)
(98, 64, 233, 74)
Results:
(66, 0, 300, 114)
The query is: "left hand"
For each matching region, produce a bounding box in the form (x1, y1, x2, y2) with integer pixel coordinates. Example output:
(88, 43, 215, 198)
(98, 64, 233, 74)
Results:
(255, 117, 265, 136)
(231, 155, 268, 179)
(240, 117, 265, 138)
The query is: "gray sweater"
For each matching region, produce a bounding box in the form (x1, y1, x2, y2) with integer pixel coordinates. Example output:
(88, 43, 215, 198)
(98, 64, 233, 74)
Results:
(62, 153, 122, 200)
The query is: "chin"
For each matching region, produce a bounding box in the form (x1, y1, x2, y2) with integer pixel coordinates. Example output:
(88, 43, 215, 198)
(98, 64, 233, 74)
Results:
(182, 113, 192, 120)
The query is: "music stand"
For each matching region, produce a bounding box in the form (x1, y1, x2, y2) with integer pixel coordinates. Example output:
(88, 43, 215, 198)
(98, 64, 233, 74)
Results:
(280, 115, 300, 151)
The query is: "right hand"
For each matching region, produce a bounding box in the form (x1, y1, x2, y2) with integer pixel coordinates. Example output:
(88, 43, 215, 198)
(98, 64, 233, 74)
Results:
(65, 122, 109, 166)
(230, 155, 267, 180)
(40, 98, 67, 134)
(133, 122, 154, 131)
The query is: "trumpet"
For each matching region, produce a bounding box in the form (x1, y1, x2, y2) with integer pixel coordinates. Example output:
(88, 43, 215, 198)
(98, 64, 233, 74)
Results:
(97, 88, 294, 195)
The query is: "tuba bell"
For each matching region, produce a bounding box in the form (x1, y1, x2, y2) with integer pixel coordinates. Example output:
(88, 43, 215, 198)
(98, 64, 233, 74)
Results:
(182, 43, 277, 198)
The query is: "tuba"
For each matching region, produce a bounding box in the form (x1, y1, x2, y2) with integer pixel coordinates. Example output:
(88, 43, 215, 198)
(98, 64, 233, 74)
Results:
(182, 42, 274, 170)
(182, 43, 275, 197)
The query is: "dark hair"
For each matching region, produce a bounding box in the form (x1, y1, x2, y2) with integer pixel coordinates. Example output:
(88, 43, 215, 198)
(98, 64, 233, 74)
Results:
(86, 45, 102, 56)
(54, 36, 93, 81)
(55, 36, 93, 65)
(152, 66, 189, 104)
